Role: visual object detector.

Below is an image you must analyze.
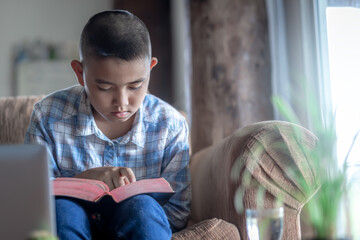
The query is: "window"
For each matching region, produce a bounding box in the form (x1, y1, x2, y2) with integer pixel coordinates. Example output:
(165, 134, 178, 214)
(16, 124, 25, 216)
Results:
(325, 4, 360, 238)
(267, 1, 360, 237)
(326, 7, 360, 168)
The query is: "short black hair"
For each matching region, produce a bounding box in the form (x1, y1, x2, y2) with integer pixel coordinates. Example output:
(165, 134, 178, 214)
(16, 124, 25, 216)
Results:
(80, 10, 151, 61)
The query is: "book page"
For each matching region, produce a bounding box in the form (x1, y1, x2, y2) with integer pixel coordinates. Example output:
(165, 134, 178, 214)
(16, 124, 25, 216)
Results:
(53, 178, 109, 202)
(110, 178, 174, 203)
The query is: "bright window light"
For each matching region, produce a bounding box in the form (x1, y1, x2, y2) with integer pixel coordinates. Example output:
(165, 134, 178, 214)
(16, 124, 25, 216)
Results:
(326, 6, 360, 238)
(326, 7, 360, 168)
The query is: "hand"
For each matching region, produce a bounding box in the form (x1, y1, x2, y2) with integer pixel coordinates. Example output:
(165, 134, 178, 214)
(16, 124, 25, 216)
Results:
(74, 167, 136, 190)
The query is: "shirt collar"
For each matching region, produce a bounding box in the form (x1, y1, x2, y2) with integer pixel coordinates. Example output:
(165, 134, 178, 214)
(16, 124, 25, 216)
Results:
(74, 89, 146, 148)
(74, 89, 97, 136)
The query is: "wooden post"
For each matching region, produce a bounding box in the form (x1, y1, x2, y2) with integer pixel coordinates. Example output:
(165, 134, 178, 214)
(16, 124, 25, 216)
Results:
(190, 0, 273, 153)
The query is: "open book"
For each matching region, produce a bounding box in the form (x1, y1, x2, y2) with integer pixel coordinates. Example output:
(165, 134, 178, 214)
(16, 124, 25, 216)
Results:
(52, 177, 174, 205)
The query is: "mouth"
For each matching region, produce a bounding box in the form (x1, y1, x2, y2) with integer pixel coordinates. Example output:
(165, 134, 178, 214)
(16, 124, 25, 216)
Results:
(111, 111, 130, 119)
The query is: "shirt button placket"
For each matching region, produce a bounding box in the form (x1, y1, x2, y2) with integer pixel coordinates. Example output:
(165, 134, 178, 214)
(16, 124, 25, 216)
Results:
(104, 141, 115, 166)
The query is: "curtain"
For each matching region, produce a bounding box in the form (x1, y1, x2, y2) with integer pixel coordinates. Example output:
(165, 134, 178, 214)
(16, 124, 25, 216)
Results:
(266, 0, 332, 131)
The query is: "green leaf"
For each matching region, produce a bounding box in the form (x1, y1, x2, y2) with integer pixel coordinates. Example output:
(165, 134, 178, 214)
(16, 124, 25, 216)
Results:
(271, 96, 301, 125)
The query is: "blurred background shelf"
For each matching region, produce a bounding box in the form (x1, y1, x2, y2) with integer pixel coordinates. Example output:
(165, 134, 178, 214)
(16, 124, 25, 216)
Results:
(15, 60, 76, 96)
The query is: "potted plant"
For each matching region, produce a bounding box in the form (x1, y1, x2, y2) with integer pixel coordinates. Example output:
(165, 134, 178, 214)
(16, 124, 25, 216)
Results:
(272, 95, 360, 239)
(232, 95, 359, 239)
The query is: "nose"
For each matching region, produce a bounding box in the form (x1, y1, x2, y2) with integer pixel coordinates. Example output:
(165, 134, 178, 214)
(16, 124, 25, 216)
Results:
(113, 89, 129, 108)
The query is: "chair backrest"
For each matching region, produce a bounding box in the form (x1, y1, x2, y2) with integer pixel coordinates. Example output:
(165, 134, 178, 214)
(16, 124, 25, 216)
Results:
(0, 95, 44, 144)
(189, 121, 320, 240)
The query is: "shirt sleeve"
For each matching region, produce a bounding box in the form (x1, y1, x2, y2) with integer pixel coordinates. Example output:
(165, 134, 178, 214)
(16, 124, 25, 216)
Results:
(160, 118, 191, 232)
(24, 103, 60, 179)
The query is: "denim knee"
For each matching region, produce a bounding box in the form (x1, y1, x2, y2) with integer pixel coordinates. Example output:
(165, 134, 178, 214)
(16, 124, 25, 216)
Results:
(108, 194, 172, 240)
(123, 195, 166, 217)
(55, 198, 92, 240)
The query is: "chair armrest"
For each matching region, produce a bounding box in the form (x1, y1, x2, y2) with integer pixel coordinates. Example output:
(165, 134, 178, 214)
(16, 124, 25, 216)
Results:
(189, 121, 320, 239)
(173, 218, 240, 240)
(0, 95, 44, 144)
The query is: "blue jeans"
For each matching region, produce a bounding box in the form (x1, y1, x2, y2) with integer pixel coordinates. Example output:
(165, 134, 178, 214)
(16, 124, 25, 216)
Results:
(55, 195, 172, 240)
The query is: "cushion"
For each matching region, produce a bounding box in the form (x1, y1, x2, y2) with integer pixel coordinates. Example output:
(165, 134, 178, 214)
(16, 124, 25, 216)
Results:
(172, 218, 240, 240)
(0, 95, 43, 144)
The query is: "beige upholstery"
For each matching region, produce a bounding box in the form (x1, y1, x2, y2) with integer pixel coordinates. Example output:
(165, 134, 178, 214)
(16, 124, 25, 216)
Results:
(0, 95, 44, 144)
(0, 96, 320, 239)
(189, 121, 320, 239)
(172, 218, 240, 240)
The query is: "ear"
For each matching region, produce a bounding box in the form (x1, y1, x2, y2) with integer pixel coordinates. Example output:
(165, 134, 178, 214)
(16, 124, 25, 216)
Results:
(150, 57, 158, 70)
(71, 60, 85, 86)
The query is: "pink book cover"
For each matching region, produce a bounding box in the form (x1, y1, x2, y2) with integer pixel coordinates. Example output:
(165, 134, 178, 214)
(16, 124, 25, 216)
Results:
(52, 177, 175, 205)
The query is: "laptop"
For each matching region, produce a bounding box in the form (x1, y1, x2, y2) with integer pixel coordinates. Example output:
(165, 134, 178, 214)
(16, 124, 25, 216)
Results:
(0, 144, 56, 239)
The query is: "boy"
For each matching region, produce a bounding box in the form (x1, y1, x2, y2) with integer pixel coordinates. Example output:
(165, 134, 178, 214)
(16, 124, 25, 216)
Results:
(25, 10, 191, 240)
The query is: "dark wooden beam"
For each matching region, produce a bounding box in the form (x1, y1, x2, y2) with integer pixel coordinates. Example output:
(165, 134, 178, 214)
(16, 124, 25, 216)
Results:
(113, 0, 173, 103)
(190, 0, 273, 153)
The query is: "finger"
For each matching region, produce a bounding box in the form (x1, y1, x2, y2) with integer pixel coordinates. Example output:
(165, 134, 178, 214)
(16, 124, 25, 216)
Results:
(103, 176, 116, 190)
(123, 177, 130, 185)
(119, 168, 136, 183)
(112, 170, 125, 188)
(119, 176, 126, 187)
(106, 168, 120, 190)
(112, 176, 120, 189)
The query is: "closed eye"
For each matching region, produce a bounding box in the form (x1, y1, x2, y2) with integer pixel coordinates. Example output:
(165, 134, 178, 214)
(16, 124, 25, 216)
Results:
(129, 83, 143, 91)
(95, 78, 114, 91)
(97, 85, 112, 91)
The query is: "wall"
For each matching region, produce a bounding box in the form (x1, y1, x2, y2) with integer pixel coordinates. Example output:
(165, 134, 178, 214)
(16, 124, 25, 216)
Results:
(0, 0, 112, 97)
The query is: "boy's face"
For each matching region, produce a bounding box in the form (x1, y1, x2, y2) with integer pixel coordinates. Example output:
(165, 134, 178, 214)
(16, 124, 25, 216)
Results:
(71, 57, 157, 126)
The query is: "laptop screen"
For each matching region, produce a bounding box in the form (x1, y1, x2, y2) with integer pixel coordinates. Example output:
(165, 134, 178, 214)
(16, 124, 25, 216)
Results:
(0, 144, 56, 239)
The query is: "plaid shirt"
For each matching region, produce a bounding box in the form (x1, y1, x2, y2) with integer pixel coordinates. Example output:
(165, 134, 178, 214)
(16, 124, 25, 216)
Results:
(25, 85, 191, 231)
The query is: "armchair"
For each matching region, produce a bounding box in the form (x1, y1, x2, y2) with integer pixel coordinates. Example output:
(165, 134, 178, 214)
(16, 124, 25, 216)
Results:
(0, 95, 320, 239)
